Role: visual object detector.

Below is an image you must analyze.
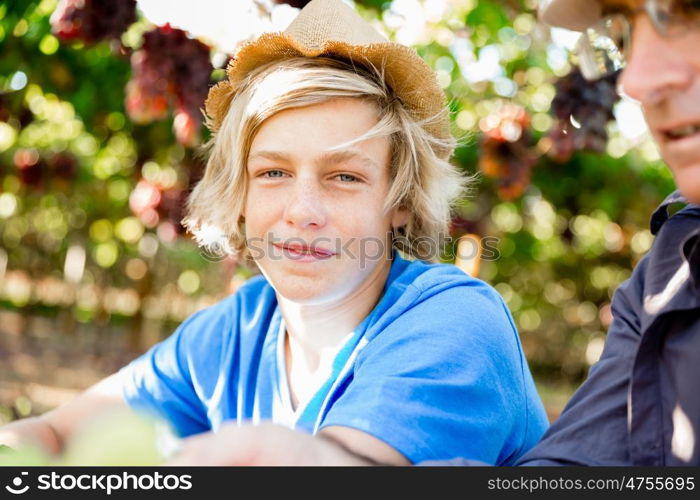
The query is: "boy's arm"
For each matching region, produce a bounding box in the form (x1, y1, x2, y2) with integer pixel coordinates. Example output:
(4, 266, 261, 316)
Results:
(0, 372, 129, 455)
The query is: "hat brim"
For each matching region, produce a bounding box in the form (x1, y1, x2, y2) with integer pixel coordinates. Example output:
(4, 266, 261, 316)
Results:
(538, 0, 602, 32)
(204, 32, 451, 158)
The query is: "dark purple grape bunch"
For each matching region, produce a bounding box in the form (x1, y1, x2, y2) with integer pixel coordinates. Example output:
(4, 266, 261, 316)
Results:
(47, 151, 79, 181)
(129, 178, 188, 236)
(449, 216, 483, 240)
(0, 94, 33, 128)
(14, 149, 44, 188)
(169, 28, 213, 147)
(547, 68, 620, 162)
(13, 149, 79, 190)
(126, 25, 213, 147)
(125, 28, 174, 125)
(478, 104, 537, 200)
(129, 155, 204, 238)
(158, 187, 189, 235)
(0, 94, 10, 123)
(50, 0, 137, 44)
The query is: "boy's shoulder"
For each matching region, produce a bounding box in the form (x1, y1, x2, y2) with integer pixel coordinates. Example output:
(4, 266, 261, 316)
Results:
(395, 254, 502, 300)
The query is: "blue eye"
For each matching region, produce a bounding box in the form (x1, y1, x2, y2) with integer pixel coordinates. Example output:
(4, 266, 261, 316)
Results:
(257, 171, 361, 182)
(336, 173, 360, 182)
(262, 170, 286, 178)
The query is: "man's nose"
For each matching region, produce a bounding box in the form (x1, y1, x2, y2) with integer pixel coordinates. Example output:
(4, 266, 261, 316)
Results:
(619, 15, 694, 105)
(283, 177, 328, 229)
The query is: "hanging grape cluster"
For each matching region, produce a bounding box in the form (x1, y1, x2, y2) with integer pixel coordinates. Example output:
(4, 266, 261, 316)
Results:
(478, 103, 537, 201)
(125, 25, 213, 147)
(50, 0, 137, 44)
(0, 94, 10, 122)
(128, 156, 204, 237)
(547, 68, 620, 163)
(128, 179, 184, 234)
(47, 151, 80, 187)
(0, 93, 33, 129)
(13, 149, 79, 190)
(14, 149, 44, 188)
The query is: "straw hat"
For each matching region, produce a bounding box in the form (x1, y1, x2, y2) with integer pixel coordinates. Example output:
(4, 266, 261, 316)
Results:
(538, 0, 603, 31)
(204, 0, 451, 158)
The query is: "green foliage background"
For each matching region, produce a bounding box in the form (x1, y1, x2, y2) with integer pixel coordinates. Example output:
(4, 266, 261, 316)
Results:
(0, 0, 677, 422)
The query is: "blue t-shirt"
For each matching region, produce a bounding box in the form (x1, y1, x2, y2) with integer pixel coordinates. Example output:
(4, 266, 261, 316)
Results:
(119, 250, 548, 464)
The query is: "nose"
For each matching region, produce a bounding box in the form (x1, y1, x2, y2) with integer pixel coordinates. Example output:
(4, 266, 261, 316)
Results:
(619, 14, 694, 104)
(283, 176, 328, 230)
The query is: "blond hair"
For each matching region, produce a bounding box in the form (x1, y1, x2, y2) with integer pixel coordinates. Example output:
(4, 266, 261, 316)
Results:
(184, 57, 472, 263)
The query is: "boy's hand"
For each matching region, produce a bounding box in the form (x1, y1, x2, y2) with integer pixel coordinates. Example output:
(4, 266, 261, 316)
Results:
(165, 422, 371, 466)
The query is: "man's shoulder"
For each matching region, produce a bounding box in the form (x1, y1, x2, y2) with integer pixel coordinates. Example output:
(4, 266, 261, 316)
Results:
(650, 190, 700, 235)
(623, 191, 699, 279)
(645, 192, 700, 274)
(607, 193, 699, 323)
(619, 192, 700, 322)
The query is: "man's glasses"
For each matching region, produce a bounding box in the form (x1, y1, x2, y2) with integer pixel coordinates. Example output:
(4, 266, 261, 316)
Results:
(575, 0, 700, 80)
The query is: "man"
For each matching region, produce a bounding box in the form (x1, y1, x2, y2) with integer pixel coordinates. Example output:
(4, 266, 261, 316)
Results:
(518, 0, 700, 465)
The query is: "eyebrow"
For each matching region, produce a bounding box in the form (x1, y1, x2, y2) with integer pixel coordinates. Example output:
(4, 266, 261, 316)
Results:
(247, 149, 382, 171)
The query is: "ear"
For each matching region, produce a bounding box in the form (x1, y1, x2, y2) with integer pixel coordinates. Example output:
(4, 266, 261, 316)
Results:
(390, 205, 409, 230)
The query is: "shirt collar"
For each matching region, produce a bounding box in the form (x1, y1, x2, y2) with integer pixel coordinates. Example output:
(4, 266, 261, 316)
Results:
(683, 230, 700, 287)
(650, 190, 689, 235)
(649, 190, 700, 286)
(639, 191, 700, 319)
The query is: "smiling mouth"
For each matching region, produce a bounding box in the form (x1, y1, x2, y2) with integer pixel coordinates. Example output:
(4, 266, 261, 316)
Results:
(272, 243, 335, 258)
(663, 124, 700, 141)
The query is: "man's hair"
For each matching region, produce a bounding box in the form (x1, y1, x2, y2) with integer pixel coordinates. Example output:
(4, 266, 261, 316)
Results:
(183, 56, 472, 263)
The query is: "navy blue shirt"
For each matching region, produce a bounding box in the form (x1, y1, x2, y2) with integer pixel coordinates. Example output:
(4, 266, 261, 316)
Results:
(518, 191, 700, 465)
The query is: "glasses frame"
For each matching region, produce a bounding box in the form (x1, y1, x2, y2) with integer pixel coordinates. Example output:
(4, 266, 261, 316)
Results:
(574, 0, 700, 80)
